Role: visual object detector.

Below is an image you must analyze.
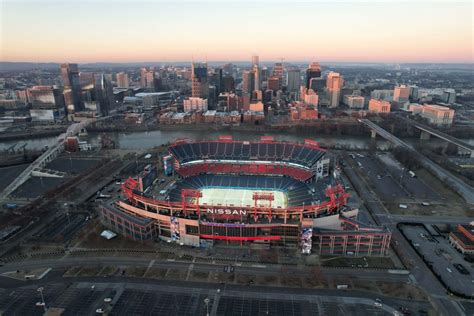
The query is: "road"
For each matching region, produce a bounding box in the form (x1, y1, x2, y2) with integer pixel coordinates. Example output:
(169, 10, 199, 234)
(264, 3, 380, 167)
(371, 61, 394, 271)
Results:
(0, 257, 429, 316)
(0, 256, 410, 284)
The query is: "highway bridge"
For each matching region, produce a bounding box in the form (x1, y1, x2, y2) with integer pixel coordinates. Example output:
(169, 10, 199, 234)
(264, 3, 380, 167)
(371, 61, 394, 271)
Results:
(359, 119, 474, 204)
(0, 119, 96, 200)
(401, 117, 474, 157)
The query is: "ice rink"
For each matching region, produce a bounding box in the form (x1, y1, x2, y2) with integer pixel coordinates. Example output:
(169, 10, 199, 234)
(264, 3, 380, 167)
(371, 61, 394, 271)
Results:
(199, 188, 287, 208)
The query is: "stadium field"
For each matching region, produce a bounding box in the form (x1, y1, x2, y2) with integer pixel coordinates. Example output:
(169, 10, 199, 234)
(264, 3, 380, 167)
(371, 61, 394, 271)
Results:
(199, 187, 287, 208)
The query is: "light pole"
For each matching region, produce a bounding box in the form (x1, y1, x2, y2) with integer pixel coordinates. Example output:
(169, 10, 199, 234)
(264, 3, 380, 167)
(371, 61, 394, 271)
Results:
(37, 287, 47, 312)
(204, 297, 210, 316)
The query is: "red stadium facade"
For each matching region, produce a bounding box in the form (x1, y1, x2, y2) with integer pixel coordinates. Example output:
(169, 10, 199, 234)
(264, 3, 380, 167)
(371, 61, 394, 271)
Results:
(100, 136, 391, 256)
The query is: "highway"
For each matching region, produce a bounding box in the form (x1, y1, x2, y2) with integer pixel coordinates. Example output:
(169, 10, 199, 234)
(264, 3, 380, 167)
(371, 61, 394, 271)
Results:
(359, 119, 474, 204)
(400, 116, 474, 155)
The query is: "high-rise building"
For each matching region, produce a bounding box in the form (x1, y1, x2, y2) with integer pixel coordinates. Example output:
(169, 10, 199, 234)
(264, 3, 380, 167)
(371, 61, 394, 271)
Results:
(116, 72, 129, 88)
(140, 68, 157, 89)
(145, 71, 156, 89)
(304, 89, 319, 107)
(343, 95, 365, 109)
(27, 86, 66, 121)
(60, 63, 84, 112)
(326, 71, 343, 108)
(272, 63, 284, 85)
(242, 70, 255, 95)
(252, 55, 259, 67)
(261, 67, 269, 82)
(212, 68, 223, 94)
(393, 84, 410, 102)
(221, 76, 235, 93)
(140, 68, 148, 88)
(286, 68, 301, 92)
(191, 62, 209, 98)
(442, 89, 456, 104)
(306, 62, 321, 89)
(94, 73, 114, 116)
(79, 72, 95, 87)
(251, 55, 260, 92)
(267, 76, 280, 94)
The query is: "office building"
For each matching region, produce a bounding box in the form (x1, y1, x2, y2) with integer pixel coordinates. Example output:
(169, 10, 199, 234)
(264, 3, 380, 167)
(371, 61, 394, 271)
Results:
(449, 224, 474, 255)
(343, 95, 365, 109)
(267, 76, 280, 94)
(304, 89, 318, 107)
(420, 104, 455, 127)
(326, 72, 343, 108)
(286, 68, 301, 92)
(94, 73, 114, 116)
(116, 72, 129, 88)
(272, 63, 284, 85)
(221, 76, 235, 93)
(251, 55, 260, 92)
(27, 86, 65, 121)
(393, 85, 410, 102)
(368, 99, 391, 113)
(252, 55, 259, 67)
(442, 89, 456, 104)
(371, 89, 393, 101)
(79, 72, 95, 87)
(306, 62, 321, 89)
(212, 68, 223, 94)
(260, 67, 269, 82)
(184, 97, 208, 112)
(242, 70, 255, 95)
(60, 63, 84, 112)
(192, 62, 209, 98)
(409, 85, 419, 101)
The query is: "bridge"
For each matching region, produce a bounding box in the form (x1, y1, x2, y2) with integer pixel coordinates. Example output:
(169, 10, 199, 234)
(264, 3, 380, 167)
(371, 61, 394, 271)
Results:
(359, 119, 474, 204)
(0, 119, 97, 200)
(402, 117, 474, 158)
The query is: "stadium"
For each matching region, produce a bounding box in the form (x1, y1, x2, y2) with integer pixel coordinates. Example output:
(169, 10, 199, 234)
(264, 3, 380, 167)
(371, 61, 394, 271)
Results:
(100, 136, 391, 256)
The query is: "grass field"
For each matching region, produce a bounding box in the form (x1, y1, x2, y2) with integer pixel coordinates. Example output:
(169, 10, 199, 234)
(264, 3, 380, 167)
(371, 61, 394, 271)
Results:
(198, 187, 287, 208)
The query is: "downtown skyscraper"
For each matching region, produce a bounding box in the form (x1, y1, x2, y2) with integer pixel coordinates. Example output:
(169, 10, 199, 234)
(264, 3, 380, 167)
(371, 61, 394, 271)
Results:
(60, 63, 84, 112)
(191, 62, 209, 99)
(326, 71, 343, 108)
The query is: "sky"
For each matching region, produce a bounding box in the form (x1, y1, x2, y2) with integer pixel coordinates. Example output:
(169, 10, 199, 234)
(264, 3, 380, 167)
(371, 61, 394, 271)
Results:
(1, 0, 473, 63)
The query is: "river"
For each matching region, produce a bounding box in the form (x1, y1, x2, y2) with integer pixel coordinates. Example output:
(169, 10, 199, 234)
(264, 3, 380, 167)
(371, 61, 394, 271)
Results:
(0, 129, 473, 151)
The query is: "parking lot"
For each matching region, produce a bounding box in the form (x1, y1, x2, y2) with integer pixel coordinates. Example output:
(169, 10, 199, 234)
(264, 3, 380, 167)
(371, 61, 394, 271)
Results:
(348, 153, 409, 200)
(0, 280, 430, 315)
(400, 223, 474, 297)
(30, 212, 90, 243)
(348, 152, 444, 203)
(46, 155, 102, 175)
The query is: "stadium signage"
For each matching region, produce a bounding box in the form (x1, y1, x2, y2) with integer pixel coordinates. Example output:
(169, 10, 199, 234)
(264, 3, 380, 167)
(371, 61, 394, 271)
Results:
(206, 208, 247, 216)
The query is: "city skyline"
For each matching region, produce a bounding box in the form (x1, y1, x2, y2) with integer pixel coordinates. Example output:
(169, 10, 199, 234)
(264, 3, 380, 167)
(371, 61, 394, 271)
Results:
(1, 1, 472, 63)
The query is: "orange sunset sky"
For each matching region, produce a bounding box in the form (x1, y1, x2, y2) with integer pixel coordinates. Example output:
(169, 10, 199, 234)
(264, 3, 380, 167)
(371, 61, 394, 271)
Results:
(1, 1, 473, 63)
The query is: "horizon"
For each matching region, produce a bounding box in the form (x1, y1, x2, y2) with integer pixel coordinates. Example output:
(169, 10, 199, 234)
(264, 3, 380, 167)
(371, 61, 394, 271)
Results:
(1, 1, 473, 64)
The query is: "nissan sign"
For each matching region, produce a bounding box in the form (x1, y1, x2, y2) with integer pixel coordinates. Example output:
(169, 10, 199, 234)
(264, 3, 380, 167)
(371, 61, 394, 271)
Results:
(206, 208, 247, 216)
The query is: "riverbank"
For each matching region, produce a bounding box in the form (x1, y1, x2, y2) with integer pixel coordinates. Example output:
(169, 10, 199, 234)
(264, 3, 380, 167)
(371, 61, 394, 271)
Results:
(0, 128, 66, 141)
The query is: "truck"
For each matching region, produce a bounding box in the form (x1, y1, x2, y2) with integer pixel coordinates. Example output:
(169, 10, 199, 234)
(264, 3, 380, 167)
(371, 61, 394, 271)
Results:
(408, 170, 416, 178)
